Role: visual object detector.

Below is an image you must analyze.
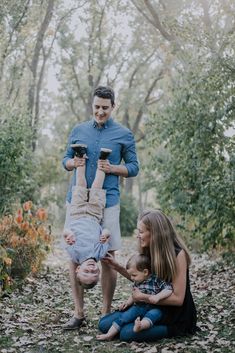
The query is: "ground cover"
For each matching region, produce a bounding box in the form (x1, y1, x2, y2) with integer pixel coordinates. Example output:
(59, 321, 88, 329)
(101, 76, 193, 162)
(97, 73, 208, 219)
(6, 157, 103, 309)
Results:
(0, 237, 234, 353)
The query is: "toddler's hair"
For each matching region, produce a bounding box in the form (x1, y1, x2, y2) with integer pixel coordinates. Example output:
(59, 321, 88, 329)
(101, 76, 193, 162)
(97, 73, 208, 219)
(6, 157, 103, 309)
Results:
(126, 253, 151, 273)
(80, 281, 98, 290)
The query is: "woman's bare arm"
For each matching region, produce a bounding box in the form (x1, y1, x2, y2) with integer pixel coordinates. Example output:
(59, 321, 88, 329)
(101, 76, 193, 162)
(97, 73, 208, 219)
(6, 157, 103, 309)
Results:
(132, 250, 187, 306)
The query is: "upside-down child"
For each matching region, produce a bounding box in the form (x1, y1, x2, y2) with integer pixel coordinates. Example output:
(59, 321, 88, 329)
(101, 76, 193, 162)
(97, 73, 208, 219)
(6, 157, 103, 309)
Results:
(97, 253, 173, 340)
(63, 144, 112, 290)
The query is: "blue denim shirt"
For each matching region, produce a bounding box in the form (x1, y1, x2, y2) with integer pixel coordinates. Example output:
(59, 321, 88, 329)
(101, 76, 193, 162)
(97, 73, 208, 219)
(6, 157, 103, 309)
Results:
(62, 118, 139, 207)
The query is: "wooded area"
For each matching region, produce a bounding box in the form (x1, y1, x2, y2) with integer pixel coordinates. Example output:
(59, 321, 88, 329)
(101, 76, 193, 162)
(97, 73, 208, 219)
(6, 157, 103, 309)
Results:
(0, 1, 234, 352)
(1, 0, 234, 251)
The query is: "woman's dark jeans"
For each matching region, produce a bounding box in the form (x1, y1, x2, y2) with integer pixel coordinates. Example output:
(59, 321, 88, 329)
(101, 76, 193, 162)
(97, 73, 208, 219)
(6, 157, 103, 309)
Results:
(98, 311, 169, 342)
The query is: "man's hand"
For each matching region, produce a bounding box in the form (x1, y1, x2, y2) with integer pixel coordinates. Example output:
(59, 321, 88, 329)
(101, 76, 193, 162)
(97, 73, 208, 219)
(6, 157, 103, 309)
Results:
(74, 156, 86, 168)
(98, 159, 113, 174)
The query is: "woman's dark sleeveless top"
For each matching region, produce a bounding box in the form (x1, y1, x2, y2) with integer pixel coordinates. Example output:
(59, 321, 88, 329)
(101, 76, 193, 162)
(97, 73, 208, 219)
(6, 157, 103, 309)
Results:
(159, 246, 197, 337)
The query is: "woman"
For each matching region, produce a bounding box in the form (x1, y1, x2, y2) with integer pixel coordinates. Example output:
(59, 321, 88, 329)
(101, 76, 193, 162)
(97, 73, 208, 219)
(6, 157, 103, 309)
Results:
(99, 209, 197, 342)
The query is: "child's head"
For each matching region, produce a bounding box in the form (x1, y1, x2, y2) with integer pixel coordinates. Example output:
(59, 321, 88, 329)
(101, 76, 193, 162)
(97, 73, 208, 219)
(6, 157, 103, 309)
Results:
(76, 258, 100, 289)
(126, 254, 151, 283)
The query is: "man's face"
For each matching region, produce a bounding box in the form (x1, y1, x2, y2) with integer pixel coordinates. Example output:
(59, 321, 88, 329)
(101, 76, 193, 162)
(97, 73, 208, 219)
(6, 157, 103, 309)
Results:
(76, 258, 100, 285)
(92, 96, 114, 126)
(127, 266, 149, 284)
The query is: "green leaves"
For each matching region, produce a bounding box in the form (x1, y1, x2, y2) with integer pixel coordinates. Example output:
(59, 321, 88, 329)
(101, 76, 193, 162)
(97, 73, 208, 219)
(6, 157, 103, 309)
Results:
(0, 111, 39, 214)
(145, 60, 235, 250)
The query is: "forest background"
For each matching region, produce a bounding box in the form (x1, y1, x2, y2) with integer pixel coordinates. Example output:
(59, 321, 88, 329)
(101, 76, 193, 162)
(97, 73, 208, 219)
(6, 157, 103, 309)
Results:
(0, 0, 234, 252)
(0, 1, 235, 352)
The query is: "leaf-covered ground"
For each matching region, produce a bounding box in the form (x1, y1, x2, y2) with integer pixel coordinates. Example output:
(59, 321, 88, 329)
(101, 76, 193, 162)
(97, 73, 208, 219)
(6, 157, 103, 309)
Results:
(0, 237, 234, 353)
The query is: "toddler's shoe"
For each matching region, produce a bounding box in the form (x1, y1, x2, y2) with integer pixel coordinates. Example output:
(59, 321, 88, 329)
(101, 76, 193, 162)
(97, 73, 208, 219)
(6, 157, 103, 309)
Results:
(71, 144, 87, 158)
(99, 148, 112, 160)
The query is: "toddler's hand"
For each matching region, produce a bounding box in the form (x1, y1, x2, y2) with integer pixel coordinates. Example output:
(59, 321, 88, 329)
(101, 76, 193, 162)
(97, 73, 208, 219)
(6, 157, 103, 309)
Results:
(119, 302, 129, 311)
(63, 230, 75, 245)
(100, 229, 110, 243)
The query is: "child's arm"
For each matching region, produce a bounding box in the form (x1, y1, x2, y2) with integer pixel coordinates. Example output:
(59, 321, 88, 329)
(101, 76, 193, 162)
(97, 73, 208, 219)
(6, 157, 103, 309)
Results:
(100, 228, 110, 244)
(119, 295, 134, 311)
(148, 288, 173, 305)
(132, 287, 172, 305)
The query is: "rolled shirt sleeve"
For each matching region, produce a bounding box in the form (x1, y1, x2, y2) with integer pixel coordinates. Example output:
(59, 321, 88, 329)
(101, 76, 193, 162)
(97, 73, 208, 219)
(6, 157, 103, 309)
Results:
(122, 130, 139, 177)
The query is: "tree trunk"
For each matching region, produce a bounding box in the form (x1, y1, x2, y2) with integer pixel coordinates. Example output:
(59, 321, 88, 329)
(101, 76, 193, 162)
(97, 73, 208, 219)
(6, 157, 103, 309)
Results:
(28, 0, 55, 151)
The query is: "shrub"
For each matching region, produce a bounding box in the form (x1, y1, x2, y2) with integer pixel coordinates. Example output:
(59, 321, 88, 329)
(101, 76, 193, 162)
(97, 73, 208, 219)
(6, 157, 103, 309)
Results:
(0, 201, 52, 293)
(0, 113, 39, 215)
(120, 192, 138, 237)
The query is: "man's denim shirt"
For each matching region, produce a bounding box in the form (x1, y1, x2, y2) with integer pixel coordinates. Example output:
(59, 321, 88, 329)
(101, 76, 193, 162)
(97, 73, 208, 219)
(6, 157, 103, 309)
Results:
(62, 118, 139, 208)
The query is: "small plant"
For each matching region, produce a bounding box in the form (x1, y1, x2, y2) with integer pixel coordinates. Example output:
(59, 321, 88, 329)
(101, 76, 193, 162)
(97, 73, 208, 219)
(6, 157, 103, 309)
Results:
(0, 201, 52, 292)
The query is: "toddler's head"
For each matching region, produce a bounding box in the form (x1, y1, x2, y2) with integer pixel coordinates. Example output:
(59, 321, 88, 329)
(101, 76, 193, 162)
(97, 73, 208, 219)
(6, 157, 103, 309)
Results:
(76, 258, 100, 289)
(126, 253, 151, 284)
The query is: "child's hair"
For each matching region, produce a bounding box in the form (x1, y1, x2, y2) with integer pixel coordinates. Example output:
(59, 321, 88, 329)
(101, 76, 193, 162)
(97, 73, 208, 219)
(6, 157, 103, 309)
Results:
(80, 280, 98, 290)
(126, 253, 151, 273)
(138, 209, 191, 281)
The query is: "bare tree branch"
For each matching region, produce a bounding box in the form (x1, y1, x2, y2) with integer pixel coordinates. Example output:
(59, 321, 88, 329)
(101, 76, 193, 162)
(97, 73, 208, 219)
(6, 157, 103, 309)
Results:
(0, 0, 30, 81)
(132, 68, 164, 134)
(199, 0, 212, 29)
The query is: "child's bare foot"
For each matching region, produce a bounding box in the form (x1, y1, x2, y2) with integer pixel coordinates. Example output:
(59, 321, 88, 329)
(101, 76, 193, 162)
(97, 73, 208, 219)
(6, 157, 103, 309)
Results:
(96, 333, 113, 341)
(133, 317, 142, 332)
(134, 317, 151, 332)
(97, 324, 119, 340)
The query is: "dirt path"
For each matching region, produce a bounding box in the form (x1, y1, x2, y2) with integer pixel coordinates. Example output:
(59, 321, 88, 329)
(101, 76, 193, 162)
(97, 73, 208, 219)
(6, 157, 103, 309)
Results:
(0, 237, 234, 353)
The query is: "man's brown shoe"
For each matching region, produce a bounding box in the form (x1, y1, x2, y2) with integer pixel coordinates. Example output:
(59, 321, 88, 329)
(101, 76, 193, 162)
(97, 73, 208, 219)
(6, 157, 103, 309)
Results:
(63, 316, 85, 330)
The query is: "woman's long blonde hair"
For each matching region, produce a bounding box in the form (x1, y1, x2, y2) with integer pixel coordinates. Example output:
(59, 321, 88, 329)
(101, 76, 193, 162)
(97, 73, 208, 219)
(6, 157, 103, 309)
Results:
(138, 209, 191, 282)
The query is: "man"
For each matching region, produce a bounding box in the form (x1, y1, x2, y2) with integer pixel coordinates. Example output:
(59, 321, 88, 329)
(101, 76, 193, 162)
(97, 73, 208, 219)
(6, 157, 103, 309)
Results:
(62, 86, 139, 329)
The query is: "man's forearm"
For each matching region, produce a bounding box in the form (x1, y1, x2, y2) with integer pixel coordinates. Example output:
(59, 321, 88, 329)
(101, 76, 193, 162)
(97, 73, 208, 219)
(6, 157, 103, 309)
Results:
(110, 164, 128, 177)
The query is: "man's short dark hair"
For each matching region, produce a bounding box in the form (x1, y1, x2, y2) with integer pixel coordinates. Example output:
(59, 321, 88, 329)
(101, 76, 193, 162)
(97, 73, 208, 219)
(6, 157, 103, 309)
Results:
(93, 86, 115, 106)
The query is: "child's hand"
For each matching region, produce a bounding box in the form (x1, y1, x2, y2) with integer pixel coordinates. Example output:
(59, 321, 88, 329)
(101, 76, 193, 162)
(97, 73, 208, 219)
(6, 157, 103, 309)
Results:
(119, 302, 130, 311)
(100, 228, 110, 244)
(63, 230, 75, 245)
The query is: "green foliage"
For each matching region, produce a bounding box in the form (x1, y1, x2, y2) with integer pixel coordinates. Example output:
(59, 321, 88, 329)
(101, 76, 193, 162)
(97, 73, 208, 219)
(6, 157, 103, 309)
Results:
(146, 59, 235, 250)
(120, 191, 138, 237)
(0, 111, 39, 214)
(0, 201, 52, 294)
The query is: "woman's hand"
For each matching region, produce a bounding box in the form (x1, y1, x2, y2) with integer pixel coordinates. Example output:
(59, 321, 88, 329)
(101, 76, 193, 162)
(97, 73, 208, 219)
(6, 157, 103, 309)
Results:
(101, 253, 131, 280)
(132, 287, 149, 302)
(101, 252, 118, 269)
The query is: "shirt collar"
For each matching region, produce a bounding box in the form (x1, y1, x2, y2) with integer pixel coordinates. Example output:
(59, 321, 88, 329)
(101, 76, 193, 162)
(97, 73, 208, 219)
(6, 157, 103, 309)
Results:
(92, 117, 113, 129)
